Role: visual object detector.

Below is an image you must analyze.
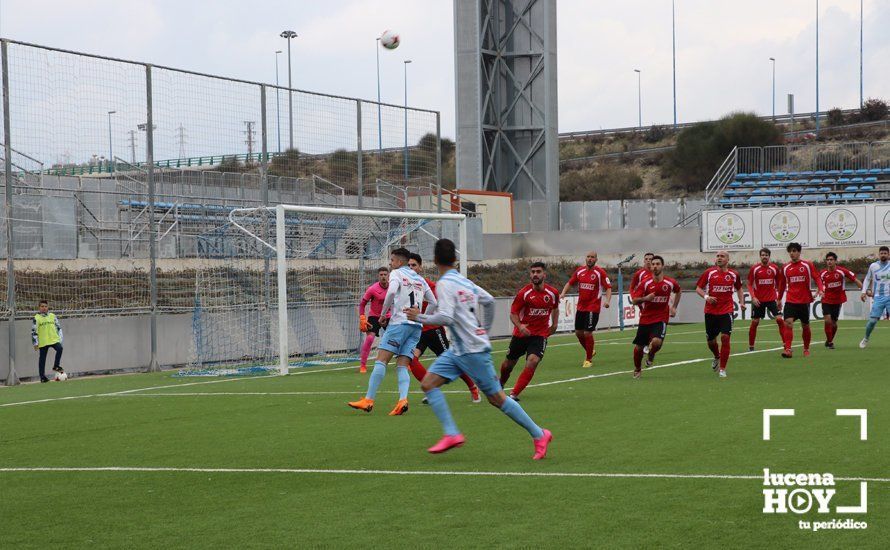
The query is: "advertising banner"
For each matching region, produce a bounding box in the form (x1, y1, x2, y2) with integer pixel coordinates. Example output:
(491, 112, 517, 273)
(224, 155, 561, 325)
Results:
(816, 205, 867, 247)
(761, 207, 810, 248)
(703, 210, 755, 251)
(875, 204, 890, 245)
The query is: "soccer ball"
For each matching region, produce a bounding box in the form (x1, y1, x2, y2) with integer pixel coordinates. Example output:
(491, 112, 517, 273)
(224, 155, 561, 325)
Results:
(380, 30, 400, 50)
(54, 372, 68, 381)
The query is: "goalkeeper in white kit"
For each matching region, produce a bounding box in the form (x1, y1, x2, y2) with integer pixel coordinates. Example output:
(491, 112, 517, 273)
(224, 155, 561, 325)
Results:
(405, 239, 553, 459)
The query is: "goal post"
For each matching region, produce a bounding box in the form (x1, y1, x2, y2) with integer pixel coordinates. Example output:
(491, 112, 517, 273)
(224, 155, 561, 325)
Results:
(187, 204, 467, 376)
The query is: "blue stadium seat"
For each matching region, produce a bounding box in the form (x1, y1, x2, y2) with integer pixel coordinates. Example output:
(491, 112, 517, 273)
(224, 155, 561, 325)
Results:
(822, 178, 836, 184)
(815, 170, 828, 177)
(855, 168, 869, 174)
(883, 167, 890, 174)
(757, 180, 770, 186)
(842, 193, 856, 199)
(845, 185, 859, 191)
(828, 193, 841, 201)
(828, 170, 841, 176)
(725, 189, 737, 196)
(865, 176, 878, 183)
(736, 173, 748, 179)
(729, 181, 742, 187)
(855, 193, 872, 199)
(789, 187, 804, 193)
(736, 188, 752, 195)
(818, 187, 831, 193)
(851, 177, 864, 183)
(860, 185, 875, 191)
(869, 168, 882, 175)
(804, 187, 818, 193)
(774, 171, 787, 177)
(749, 172, 761, 178)
(800, 171, 814, 177)
(838, 177, 851, 183)
(842, 169, 855, 176)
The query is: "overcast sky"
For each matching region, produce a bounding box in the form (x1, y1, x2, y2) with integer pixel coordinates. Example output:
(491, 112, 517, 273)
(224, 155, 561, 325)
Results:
(1, 0, 887, 141)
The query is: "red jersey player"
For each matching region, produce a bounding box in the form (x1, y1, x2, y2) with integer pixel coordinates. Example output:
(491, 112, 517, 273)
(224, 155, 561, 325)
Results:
(819, 252, 862, 349)
(630, 256, 681, 379)
(629, 252, 655, 297)
(407, 253, 480, 402)
(778, 242, 824, 358)
(695, 251, 744, 378)
(500, 262, 560, 400)
(559, 251, 612, 368)
(747, 248, 786, 352)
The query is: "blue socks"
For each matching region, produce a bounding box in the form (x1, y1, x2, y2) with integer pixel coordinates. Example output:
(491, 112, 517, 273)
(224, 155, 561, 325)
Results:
(397, 366, 410, 400)
(501, 397, 544, 439)
(366, 361, 386, 400)
(865, 318, 878, 339)
(425, 388, 460, 436)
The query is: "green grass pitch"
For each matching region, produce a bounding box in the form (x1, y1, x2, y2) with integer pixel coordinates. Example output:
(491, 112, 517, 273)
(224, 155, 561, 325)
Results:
(1, 319, 887, 548)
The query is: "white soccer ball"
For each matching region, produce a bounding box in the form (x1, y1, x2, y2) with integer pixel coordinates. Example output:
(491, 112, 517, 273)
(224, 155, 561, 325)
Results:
(54, 372, 68, 381)
(380, 30, 400, 50)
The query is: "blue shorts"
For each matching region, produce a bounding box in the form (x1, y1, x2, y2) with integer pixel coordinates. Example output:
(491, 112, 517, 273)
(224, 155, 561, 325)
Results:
(378, 323, 422, 358)
(869, 296, 890, 319)
(428, 349, 502, 397)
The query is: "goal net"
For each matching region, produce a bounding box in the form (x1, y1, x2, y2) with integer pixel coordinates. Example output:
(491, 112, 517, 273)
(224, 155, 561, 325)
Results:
(185, 204, 467, 376)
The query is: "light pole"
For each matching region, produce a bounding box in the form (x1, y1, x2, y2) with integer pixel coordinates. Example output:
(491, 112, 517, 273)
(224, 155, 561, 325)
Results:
(107, 110, 116, 172)
(280, 30, 297, 150)
(376, 37, 383, 154)
(815, 0, 820, 133)
(634, 69, 642, 130)
(769, 57, 776, 121)
(671, 0, 677, 128)
(275, 50, 282, 154)
(859, 0, 864, 108)
(403, 60, 412, 182)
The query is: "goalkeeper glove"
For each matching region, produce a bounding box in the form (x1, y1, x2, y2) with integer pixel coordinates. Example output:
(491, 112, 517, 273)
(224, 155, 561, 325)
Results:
(359, 315, 369, 332)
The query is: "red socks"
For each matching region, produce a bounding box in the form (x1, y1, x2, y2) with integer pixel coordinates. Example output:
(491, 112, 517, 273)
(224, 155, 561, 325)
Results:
(802, 324, 812, 350)
(459, 373, 477, 391)
(633, 346, 644, 371)
(408, 357, 427, 382)
(748, 323, 757, 347)
(576, 333, 594, 360)
(776, 319, 786, 343)
(511, 367, 536, 397)
(719, 333, 731, 370)
(782, 322, 793, 349)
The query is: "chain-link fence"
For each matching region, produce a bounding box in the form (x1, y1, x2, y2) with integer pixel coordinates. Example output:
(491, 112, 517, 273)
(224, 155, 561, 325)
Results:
(0, 39, 443, 383)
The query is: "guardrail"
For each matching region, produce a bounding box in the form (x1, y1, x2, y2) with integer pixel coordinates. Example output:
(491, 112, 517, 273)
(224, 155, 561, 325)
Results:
(558, 108, 860, 141)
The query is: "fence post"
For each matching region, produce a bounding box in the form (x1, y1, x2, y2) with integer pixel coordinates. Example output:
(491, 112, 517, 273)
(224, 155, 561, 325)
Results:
(356, 100, 363, 208)
(146, 64, 160, 372)
(436, 113, 443, 215)
(2, 40, 19, 385)
(260, 84, 273, 359)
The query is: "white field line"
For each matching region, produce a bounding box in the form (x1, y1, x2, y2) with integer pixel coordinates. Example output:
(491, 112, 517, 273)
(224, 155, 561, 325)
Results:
(0, 466, 886, 483)
(98, 342, 811, 398)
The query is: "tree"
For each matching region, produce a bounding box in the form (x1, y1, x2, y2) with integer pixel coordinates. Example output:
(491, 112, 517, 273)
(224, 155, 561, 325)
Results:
(860, 98, 889, 122)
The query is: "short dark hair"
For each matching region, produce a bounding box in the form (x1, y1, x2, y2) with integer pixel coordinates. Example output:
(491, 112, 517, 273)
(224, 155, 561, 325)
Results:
(759, 248, 771, 256)
(644, 252, 655, 259)
(433, 239, 457, 267)
(786, 242, 802, 253)
(880, 246, 890, 254)
(825, 251, 838, 260)
(38, 300, 48, 306)
(651, 255, 665, 265)
(408, 252, 423, 265)
(391, 247, 411, 261)
(377, 266, 389, 274)
(529, 261, 546, 270)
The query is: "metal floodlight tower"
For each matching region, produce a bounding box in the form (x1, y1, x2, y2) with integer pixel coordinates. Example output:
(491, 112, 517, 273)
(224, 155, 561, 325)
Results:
(454, 0, 560, 230)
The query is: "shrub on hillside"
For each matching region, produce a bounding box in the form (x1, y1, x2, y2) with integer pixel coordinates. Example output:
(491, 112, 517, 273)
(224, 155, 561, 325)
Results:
(644, 125, 669, 143)
(665, 112, 783, 193)
(827, 108, 846, 127)
(860, 98, 889, 122)
(560, 165, 643, 201)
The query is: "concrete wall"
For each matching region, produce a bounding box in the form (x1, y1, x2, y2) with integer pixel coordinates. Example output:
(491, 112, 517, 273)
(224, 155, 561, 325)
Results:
(3, 291, 873, 382)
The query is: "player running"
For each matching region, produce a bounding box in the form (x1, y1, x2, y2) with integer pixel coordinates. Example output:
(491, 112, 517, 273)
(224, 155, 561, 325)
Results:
(499, 262, 560, 400)
(629, 252, 655, 297)
(747, 248, 786, 351)
(859, 246, 890, 348)
(406, 253, 481, 403)
(348, 248, 435, 416)
(819, 252, 862, 349)
(559, 251, 612, 368)
(778, 242, 824, 358)
(695, 251, 744, 378)
(406, 239, 553, 459)
(357, 267, 390, 373)
(631, 255, 681, 379)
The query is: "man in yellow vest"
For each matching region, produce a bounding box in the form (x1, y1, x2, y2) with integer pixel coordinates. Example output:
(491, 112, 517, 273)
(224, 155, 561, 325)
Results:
(32, 300, 64, 383)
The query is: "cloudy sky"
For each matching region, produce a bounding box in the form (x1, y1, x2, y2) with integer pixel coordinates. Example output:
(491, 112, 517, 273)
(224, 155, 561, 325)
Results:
(1, 0, 887, 141)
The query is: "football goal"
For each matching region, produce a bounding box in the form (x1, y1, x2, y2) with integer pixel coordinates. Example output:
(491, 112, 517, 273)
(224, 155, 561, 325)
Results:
(187, 204, 467, 376)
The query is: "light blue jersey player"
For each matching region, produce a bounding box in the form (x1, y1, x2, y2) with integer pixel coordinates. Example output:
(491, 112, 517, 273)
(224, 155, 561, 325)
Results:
(348, 247, 435, 416)
(405, 238, 553, 460)
(860, 246, 890, 348)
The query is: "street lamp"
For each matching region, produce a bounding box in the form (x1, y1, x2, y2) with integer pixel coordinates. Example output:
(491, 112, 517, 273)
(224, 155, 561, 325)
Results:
(403, 60, 412, 182)
(634, 69, 642, 130)
(769, 57, 776, 121)
(859, 0, 864, 108)
(275, 50, 282, 154)
(280, 30, 297, 150)
(815, 0, 820, 133)
(671, 0, 677, 128)
(376, 36, 383, 154)
(107, 110, 116, 172)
